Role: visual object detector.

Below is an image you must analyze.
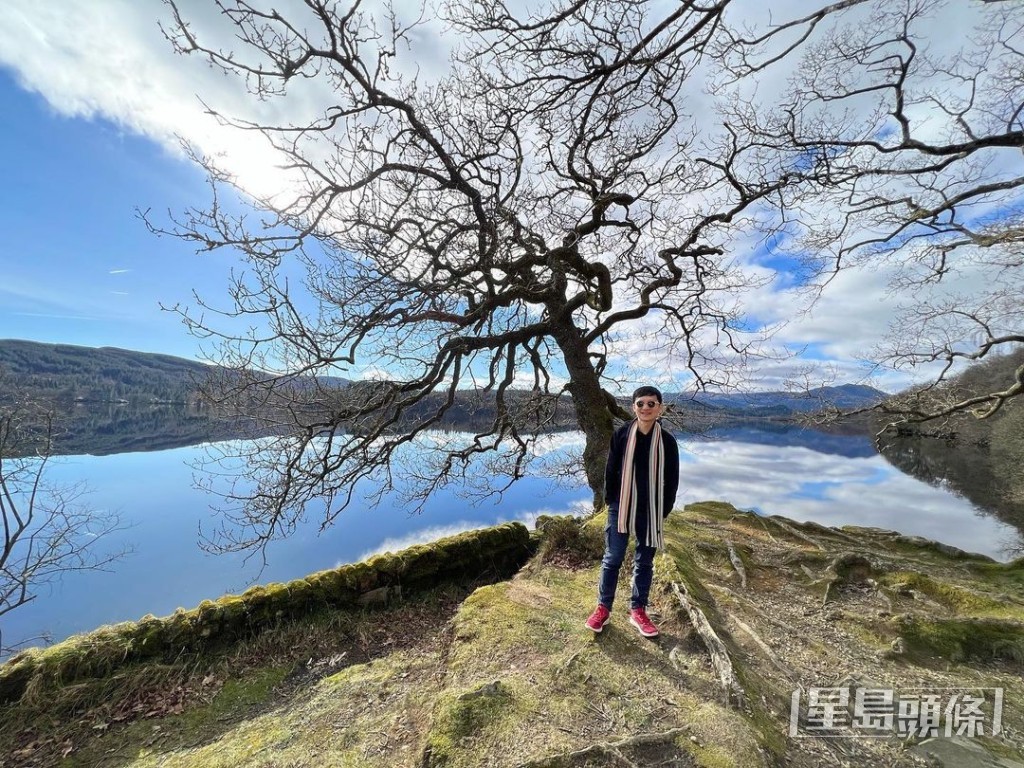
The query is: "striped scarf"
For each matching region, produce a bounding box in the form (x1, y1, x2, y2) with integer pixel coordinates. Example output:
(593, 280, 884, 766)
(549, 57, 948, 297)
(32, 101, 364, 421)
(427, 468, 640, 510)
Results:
(617, 420, 666, 548)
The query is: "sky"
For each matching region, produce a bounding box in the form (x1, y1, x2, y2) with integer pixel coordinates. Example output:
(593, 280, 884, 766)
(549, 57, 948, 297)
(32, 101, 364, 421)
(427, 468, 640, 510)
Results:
(0, 0, 1015, 393)
(0, 80, 232, 357)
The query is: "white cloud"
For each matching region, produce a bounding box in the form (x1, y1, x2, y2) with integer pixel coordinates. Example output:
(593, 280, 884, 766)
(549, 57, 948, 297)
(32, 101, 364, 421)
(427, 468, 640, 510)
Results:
(0, 0, 371, 201)
(1, 0, 1016, 393)
(679, 439, 1019, 559)
(355, 521, 487, 562)
(1, 275, 124, 320)
(12, 311, 102, 322)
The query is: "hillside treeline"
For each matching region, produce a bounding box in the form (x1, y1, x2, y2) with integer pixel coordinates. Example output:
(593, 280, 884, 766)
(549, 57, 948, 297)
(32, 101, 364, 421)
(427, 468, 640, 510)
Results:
(878, 346, 1024, 537)
(0, 340, 213, 404)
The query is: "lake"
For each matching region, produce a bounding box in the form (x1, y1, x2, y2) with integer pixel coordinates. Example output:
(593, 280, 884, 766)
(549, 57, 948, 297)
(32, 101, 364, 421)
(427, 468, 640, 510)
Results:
(1, 425, 1020, 656)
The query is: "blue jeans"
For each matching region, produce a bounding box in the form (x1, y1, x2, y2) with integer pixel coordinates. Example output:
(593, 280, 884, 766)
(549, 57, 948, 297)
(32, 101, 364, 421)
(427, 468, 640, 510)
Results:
(598, 506, 657, 611)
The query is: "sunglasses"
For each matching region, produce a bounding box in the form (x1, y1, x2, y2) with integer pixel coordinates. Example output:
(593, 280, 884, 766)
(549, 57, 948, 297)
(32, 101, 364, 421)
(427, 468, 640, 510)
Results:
(634, 400, 660, 409)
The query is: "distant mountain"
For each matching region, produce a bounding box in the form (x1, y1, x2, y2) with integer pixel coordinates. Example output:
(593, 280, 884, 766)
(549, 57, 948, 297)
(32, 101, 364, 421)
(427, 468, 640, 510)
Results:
(0, 340, 353, 405)
(0, 340, 357, 456)
(1, 339, 886, 448)
(0, 339, 216, 404)
(702, 424, 878, 459)
(669, 384, 888, 416)
(2, 339, 885, 414)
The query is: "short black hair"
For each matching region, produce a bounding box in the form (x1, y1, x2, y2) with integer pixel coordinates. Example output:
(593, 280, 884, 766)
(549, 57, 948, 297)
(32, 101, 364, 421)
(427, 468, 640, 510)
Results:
(631, 385, 662, 403)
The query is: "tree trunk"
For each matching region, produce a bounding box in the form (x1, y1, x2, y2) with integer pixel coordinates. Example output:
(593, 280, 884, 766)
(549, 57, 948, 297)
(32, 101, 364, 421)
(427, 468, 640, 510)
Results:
(551, 322, 616, 509)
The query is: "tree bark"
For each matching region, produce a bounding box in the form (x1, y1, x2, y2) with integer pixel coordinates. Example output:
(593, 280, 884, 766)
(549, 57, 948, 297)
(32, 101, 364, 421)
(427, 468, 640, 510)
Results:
(550, 320, 616, 509)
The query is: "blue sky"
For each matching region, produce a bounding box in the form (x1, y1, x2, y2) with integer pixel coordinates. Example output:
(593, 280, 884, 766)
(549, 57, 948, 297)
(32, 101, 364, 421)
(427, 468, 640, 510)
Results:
(0, 0, 1016, 392)
(0, 40, 892, 384)
(0, 77, 232, 360)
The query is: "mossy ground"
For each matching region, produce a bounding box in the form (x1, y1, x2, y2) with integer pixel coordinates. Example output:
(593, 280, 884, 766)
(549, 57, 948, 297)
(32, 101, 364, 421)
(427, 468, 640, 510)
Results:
(3, 505, 1024, 767)
(0, 588, 470, 767)
(661, 503, 1024, 767)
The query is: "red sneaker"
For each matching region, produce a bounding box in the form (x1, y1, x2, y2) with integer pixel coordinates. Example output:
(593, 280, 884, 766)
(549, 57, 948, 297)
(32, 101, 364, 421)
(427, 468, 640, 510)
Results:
(629, 607, 659, 638)
(585, 604, 611, 633)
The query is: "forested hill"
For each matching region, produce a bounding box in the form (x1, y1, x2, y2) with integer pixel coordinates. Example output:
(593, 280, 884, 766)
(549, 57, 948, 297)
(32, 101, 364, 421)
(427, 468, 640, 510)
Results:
(877, 344, 1024, 534)
(1, 338, 889, 415)
(682, 383, 887, 415)
(0, 339, 214, 404)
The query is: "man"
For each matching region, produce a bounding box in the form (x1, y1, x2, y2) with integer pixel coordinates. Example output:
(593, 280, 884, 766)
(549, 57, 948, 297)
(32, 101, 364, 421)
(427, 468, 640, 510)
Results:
(585, 385, 679, 638)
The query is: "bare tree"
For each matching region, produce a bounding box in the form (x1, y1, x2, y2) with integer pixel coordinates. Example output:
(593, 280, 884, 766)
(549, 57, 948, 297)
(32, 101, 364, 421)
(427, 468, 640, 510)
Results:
(0, 392, 125, 653)
(154, 0, 1023, 554)
(717, 0, 1024, 430)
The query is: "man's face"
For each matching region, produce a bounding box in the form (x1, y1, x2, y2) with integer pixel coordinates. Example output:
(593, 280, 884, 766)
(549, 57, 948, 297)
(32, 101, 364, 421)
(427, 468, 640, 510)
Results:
(633, 396, 662, 426)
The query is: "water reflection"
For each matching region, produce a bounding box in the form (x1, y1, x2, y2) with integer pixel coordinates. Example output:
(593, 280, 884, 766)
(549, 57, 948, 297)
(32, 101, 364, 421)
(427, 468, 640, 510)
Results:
(681, 428, 1021, 559)
(1, 425, 1020, 656)
(879, 432, 1024, 539)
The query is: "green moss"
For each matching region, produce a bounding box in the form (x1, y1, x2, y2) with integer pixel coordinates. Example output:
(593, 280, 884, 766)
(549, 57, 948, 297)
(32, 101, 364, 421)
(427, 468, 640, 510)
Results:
(844, 616, 893, 651)
(7, 503, 1023, 767)
(967, 558, 1024, 590)
(53, 666, 291, 767)
(684, 734, 748, 767)
(533, 514, 604, 566)
(880, 571, 1024, 620)
(684, 501, 743, 520)
(661, 528, 787, 761)
(897, 616, 1024, 665)
(425, 682, 518, 767)
(122, 719, 292, 768)
(447, 578, 577, 676)
(0, 521, 532, 706)
(581, 508, 607, 538)
(178, 667, 289, 733)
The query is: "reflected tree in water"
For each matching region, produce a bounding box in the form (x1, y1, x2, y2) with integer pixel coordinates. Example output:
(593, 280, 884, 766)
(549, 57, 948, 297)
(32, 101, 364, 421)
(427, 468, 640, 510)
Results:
(154, 0, 1024, 556)
(0, 390, 126, 653)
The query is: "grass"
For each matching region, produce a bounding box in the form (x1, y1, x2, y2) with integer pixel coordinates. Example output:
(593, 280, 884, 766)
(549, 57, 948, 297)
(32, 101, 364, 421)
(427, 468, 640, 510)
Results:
(0, 586, 473, 768)
(879, 571, 1024, 620)
(0, 522, 533, 708)
(896, 616, 1024, 666)
(5, 505, 1024, 767)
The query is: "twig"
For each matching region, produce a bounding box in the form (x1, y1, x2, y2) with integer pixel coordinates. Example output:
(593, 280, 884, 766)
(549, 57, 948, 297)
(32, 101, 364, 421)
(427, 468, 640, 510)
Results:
(708, 584, 801, 635)
(768, 517, 824, 549)
(730, 616, 795, 681)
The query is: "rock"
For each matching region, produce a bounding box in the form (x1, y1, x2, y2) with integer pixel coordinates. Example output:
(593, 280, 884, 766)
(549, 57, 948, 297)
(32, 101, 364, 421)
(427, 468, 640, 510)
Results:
(910, 736, 1024, 767)
(357, 584, 402, 606)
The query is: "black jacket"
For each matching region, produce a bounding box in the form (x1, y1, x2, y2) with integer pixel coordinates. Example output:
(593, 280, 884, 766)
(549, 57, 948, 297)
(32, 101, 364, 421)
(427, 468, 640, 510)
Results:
(603, 420, 679, 518)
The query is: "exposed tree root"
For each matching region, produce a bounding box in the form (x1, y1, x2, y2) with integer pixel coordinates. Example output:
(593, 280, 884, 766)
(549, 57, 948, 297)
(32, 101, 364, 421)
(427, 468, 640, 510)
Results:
(710, 585, 801, 636)
(726, 539, 748, 589)
(801, 521, 863, 545)
(749, 514, 779, 542)
(730, 616, 795, 681)
(515, 728, 690, 768)
(671, 582, 745, 708)
(768, 517, 824, 549)
(820, 577, 841, 606)
(868, 579, 894, 613)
